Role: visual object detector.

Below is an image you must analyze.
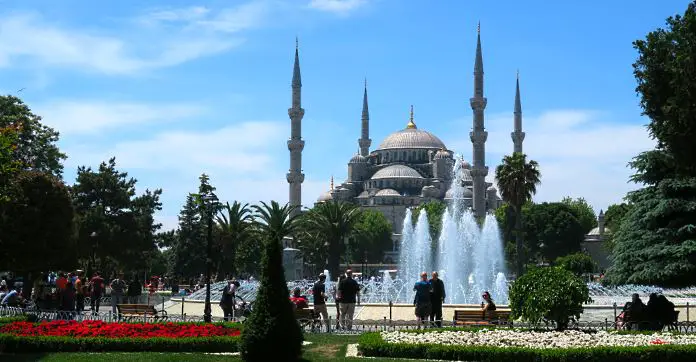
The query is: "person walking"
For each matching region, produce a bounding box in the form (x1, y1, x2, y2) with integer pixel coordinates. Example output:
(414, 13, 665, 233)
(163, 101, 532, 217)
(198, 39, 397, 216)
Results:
(110, 273, 127, 317)
(337, 269, 360, 331)
(413, 272, 432, 328)
(89, 272, 104, 313)
(219, 279, 237, 321)
(312, 273, 329, 331)
(429, 271, 446, 327)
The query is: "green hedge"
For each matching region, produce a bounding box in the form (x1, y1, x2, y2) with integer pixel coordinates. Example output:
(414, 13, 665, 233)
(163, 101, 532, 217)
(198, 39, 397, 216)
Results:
(358, 332, 696, 362)
(0, 335, 240, 353)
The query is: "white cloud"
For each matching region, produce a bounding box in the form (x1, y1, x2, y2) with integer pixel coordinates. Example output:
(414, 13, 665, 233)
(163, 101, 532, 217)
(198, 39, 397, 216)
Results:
(308, 0, 369, 14)
(0, 2, 273, 74)
(37, 101, 206, 135)
(445, 109, 656, 213)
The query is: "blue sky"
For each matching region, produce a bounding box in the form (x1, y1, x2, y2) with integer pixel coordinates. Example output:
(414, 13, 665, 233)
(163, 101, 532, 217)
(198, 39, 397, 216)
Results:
(0, 0, 685, 230)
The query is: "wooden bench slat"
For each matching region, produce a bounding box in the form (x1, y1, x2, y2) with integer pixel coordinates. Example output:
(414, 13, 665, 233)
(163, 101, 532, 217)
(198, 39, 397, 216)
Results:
(453, 309, 512, 325)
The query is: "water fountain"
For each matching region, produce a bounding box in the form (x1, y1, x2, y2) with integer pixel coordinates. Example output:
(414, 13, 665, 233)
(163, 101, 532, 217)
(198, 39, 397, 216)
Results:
(397, 156, 509, 304)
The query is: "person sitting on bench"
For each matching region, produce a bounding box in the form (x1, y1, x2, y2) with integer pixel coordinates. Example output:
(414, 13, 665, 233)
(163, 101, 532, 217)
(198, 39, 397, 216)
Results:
(290, 287, 308, 310)
(481, 291, 496, 321)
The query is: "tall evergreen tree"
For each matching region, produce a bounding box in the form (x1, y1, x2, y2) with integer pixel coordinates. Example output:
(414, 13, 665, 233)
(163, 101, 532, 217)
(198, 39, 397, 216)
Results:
(241, 201, 303, 361)
(607, 2, 696, 287)
(172, 194, 206, 279)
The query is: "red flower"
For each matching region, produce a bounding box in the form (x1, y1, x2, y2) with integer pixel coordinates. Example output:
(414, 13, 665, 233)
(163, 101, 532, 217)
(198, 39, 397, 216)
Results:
(0, 320, 240, 339)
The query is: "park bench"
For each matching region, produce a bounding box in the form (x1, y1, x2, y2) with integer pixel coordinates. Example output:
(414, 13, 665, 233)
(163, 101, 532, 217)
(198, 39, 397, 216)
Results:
(117, 304, 168, 321)
(295, 308, 321, 331)
(453, 309, 512, 326)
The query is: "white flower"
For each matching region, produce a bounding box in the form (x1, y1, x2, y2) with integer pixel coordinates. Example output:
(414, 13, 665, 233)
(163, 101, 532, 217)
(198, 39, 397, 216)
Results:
(379, 329, 696, 349)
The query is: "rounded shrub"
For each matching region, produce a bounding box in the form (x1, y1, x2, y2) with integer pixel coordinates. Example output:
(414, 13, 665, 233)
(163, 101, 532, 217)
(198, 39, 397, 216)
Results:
(509, 266, 592, 330)
(555, 252, 598, 276)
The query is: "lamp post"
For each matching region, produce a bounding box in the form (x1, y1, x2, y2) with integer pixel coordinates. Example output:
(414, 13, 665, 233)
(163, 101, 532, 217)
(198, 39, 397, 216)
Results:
(201, 194, 215, 323)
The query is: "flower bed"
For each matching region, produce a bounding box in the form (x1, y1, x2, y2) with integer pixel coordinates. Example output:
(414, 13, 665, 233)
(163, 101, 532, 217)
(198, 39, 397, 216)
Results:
(381, 329, 696, 348)
(0, 320, 242, 353)
(0, 320, 240, 338)
(359, 329, 696, 362)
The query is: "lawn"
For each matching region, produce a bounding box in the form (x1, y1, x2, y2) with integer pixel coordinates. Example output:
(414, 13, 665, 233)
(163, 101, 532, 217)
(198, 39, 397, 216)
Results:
(0, 334, 424, 361)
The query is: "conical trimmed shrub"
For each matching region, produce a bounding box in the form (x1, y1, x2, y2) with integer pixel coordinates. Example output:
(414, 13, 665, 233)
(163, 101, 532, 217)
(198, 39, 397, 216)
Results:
(240, 230, 303, 360)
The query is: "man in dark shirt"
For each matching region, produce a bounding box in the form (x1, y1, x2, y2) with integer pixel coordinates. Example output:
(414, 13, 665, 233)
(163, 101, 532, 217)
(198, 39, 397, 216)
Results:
(429, 271, 446, 327)
(312, 273, 329, 331)
(413, 272, 432, 327)
(89, 272, 104, 313)
(337, 269, 360, 330)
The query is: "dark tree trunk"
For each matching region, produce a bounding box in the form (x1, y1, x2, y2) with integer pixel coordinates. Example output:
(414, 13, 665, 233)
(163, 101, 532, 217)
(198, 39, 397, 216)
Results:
(21, 272, 33, 301)
(514, 204, 524, 277)
(328, 237, 342, 279)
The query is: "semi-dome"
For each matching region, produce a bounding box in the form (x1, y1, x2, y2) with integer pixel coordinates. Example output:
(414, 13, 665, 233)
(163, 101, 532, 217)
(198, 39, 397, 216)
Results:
(349, 153, 367, 164)
(371, 164, 423, 179)
(375, 189, 401, 197)
(434, 149, 451, 160)
(378, 127, 447, 150)
(587, 227, 611, 236)
(445, 187, 473, 199)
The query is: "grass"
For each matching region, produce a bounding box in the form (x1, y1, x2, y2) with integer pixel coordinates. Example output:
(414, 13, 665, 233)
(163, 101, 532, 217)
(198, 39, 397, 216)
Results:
(0, 334, 425, 361)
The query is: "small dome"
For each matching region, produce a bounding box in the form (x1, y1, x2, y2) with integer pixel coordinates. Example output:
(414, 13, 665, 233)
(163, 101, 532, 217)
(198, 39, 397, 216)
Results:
(445, 187, 473, 199)
(317, 191, 333, 202)
(371, 165, 423, 180)
(487, 185, 497, 193)
(349, 153, 367, 164)
(461, 160, 471, 169)
(376, 189, 401, 197)
(434, 149, 451, 160)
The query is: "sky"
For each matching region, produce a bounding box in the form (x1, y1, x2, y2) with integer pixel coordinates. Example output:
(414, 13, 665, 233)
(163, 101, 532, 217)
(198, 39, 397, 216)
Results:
(0, 0, 687, 231)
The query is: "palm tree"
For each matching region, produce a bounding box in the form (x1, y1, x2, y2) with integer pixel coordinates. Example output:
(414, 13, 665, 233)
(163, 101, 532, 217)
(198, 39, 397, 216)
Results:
(301, 201, 363, 278)
(216, 201, 253, 278)
(252, 201, 300, 246)
(495, 152, 541, 277)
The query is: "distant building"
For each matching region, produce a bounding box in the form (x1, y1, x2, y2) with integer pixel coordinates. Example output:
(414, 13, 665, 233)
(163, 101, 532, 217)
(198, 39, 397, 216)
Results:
(581, 210, 612, 271)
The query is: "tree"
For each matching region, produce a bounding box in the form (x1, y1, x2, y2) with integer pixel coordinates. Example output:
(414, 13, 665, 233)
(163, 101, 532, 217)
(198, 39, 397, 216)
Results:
(215, 201, 254, 278)
(495, 201, 533, 269)
(0, 171, 76, 296)
(605, 159, 696, 287)
(300, 201, 362, 278)
(604, 203, 632, 233)
(606, 3, 696, 287)
(524, 202, 585, 262)
(71, 158, 161, 276)
(411, 200, 446, 241)
(561, 196, 597, 234)
(240, 201, 303, 361)
(0, 95, 65, 178)
(633, 2, 696, 177)
(509, 267, 591, 331)
(350, 210, 393, 263)
(555, 253, 598, 276)
(0, 125, 21, 202)
(495, 152, 541, 276)
(171, 194, 206, 279)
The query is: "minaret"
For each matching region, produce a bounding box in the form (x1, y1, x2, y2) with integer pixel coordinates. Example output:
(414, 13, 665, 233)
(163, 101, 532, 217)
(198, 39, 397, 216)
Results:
(287, 38, 305, 216)
(470, 22, 489, 219)
(511, 71, 525, 154)
(358, 78, 371, 156)
(598, 209, 605, 237)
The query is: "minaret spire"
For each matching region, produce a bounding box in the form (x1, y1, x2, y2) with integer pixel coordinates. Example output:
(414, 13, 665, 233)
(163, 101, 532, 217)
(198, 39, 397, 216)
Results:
(511, 71, 525, 154)
(470, 23, 489, 219)
(358, 78, 371, 156)
(287, 38, 305, 216)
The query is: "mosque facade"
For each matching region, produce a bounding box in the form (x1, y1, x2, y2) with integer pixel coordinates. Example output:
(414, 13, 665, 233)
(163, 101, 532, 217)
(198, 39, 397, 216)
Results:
(287, 28, 526, 242)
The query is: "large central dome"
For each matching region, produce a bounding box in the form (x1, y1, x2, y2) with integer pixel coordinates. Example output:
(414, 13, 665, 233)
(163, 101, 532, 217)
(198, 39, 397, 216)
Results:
(378, 106, 447, 150)
(378, 126, 447, 150)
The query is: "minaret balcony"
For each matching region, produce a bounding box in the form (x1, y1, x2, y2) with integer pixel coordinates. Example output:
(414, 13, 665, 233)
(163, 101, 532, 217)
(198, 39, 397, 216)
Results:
(286, 171, 305, 183)
(287, 107, 305, 119)
(511, 131, 526, 143)
(469, 97, 488, 110)
(287, 139, 305, 151)
(469, 130, 488, 145)
(469, 166, 489, 177)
